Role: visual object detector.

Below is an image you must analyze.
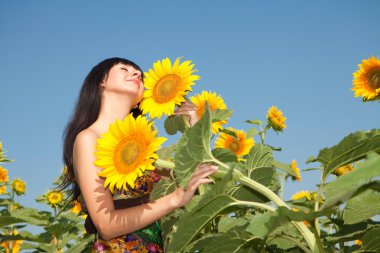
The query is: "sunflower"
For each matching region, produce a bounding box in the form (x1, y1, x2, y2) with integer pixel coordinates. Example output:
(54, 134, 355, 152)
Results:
(140, 57, 200, 119)
(352, 56, 380, 101)
(290, 160, 302, 181)
(94, 114, 166, 192)
(1, 230, 22, 253)
(267, 106, 286, 131)
(333, 164, 354, 176)
(71, 200, 82, 214)
(11, 178, 26, 195)
(215, 127, 254, 157)
(0, 166, 8, 182)
(0, 185, 6, 194)
(291, 190, 311, 201)
(47, 190, 64, 207)
(190, 91, 228, 134)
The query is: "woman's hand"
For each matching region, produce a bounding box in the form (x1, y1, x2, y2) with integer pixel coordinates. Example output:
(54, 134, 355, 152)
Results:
(173, 100, 199, 127)
(170, 164, 218, 208)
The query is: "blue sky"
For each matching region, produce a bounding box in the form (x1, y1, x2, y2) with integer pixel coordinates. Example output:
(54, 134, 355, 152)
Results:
(1, 1, 379, 216)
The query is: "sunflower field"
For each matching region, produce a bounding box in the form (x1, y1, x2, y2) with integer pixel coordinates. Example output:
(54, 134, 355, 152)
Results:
(1, 56, 380, 253)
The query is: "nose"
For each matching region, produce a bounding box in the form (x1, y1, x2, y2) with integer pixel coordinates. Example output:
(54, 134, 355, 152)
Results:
(132, 70, 141, 80)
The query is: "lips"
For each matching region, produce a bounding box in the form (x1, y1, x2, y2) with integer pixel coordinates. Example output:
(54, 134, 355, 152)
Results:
(127, 79, 140, 85)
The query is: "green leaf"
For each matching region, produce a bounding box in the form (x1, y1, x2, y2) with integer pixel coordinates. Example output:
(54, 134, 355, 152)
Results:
(360, 227, 380, 252)
(245, 119, 263, 127)
(313, 129, 380, 179)
(218, 217, 248, 233)
(164, 115, 186, 135)
(246, 211, 290, 238)
(10, 208, 51, 226)
(184, 233, 222, 253)
(246, 127, 259, 139)
(245, 143, 274, 175)
(64, 235, 94, 253)
(325, 221, 380, 243)
(210, 109, 234, 122)
(174, 103, 214, 189)
(343, 188, 380, 224)
(166, 195, 238, 253)
(250, 167, 280, 192)
(273, 160, 297, 177)
(219, 128, 238, 139)
(212, 148, 238, 163)
(0, 216, 25, 227)
(321, 152, 380, 210)
(149, 179, 177, 202)
(157, 144, 176, 160)
(0, 230, 48, 243)
(202, 226, 260, 253)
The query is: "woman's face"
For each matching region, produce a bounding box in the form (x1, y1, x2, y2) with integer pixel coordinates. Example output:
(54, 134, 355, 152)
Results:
(101, 63, 144, 105)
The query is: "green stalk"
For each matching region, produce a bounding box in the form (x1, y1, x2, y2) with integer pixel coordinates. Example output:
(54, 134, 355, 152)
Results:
(155, 159, 175, 170)
(232, 200, 276, 212)
(277, 235, 312, 253)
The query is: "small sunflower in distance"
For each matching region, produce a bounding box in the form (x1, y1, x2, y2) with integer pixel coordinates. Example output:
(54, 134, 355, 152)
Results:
(11, 178, 26, 195)
(292, 190, 311, 201)
(290, 160, 302, 181)
(47, 190, 64, 207)
(333, 164, 354, 176)
(215, 127, 254, 157)
(0, 185, 6, 194)
(0, 166, 8, 182)
(140, 57, 200, 119)
(94, 114, 166, 193)
(190, 91, 228, 134)
(267, 106, 286, 132)
(71, 200, 82, 214)
(352, 56, 380, 101)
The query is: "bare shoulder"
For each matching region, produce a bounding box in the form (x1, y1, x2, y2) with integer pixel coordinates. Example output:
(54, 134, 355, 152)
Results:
(75, 128, 99, 147)
(73, 128, 102, 173)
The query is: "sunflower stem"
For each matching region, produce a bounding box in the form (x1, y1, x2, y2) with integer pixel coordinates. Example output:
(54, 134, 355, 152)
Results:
(181, 115, 191, 128)
(155, 159, 175, 170)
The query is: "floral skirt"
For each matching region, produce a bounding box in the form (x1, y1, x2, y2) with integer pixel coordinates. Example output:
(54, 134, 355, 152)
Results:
(91, 221, 163, 253)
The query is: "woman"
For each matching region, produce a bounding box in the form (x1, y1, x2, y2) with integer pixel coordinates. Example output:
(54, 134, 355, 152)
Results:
(60, 57, 218, 252)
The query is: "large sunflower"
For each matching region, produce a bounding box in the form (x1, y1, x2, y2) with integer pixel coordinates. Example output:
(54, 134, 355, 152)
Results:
(140, 57, 200, 119)
(352, 56, 380, 100)
(94, 114, 166, 192)
(215, 127, 254, 157)
(190, 91, 228, 134)
(267, 106, 287, 132)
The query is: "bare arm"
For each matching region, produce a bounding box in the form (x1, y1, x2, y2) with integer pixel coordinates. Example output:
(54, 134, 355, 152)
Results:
(73, 130, 217, 240)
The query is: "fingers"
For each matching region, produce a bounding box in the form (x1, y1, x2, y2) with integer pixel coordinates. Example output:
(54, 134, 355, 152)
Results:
(188, 178, 214, 192)
(187, 165, 218, 190)
(175, 100, 197, 112)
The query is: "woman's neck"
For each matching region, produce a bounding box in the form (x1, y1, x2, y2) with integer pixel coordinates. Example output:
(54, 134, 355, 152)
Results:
(92, 93, 135, 134)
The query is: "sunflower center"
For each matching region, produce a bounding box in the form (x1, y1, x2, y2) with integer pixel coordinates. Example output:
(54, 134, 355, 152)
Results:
(115, 137, 144, 174)
(229, 140, 240, 152)
(369, 72, 380, 89)
(153, 74, 180, 103)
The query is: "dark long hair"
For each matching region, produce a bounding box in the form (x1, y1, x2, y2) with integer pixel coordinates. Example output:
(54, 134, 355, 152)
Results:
(58, 57, 143, 203)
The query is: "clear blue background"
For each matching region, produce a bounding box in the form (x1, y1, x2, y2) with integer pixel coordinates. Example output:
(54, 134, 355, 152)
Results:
(1, 1, 379, 218)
